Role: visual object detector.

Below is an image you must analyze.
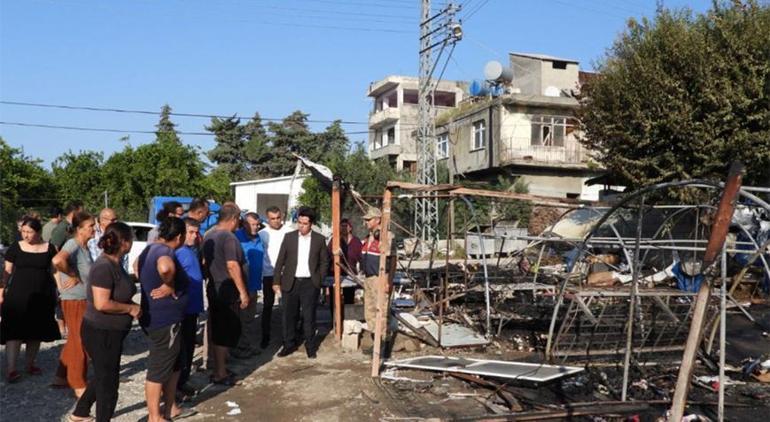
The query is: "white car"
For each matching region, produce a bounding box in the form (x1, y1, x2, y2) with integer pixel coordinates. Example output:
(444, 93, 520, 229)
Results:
(126, 222, 154, 276)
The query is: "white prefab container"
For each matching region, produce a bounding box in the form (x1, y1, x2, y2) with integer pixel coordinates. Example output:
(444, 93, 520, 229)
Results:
(465, 223, 528, 258)
(493, 224, 528, 254)
(465, 232, 497, 258)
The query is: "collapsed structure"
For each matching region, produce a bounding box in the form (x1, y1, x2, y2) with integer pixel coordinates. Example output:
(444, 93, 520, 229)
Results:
(343, 171, 770, 421)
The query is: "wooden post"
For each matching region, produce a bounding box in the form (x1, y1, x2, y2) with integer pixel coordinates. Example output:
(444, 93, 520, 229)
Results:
(371, 188, 392, 377)
(669, 162, 744, 421)
(332, 177, 342, 341)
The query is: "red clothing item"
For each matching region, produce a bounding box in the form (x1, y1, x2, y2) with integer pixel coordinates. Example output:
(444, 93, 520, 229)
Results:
(328, 235, 363, 275)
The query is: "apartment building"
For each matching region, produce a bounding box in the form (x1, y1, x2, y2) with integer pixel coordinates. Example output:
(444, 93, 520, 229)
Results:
(367, 75, 466, 172)
(436, 52, 607, 200)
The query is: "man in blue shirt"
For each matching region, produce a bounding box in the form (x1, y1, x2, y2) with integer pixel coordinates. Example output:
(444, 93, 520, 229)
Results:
(175, 218, 204, 395)
(233, 212, 265, 358)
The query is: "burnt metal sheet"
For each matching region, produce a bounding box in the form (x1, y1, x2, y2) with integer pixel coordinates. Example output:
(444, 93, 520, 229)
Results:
(384, 356, 583, 382)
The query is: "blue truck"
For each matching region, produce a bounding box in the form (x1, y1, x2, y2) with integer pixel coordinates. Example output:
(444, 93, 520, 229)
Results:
(148, 196, 220, 233)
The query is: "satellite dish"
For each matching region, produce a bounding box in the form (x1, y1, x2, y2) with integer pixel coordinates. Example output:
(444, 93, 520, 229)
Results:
(484, 61, 513, 83)
(544, 86, 561, 97)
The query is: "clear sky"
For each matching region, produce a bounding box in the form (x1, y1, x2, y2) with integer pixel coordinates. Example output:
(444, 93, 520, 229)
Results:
(1, 0, 714, 167)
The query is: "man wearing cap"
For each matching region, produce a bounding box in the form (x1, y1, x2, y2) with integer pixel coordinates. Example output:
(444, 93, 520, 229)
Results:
(359, 206, 394, 355)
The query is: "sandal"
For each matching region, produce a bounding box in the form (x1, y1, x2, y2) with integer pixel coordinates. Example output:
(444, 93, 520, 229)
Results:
(170, 408, 198, 420)
(68, 415, 95, 422)
(27, 366, 43, 375)
(7, 370, 21, 383)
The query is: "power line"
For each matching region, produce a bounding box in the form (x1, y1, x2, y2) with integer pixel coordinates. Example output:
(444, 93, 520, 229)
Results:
(242, 3, 417, 22)
(0, 121, 212, 136)
(0, 121, 372, 136)
(463, 0, 491, 21)
(232, 18, 412, 34)
(0, 101, 370, 126)
(288, 0, 415, 10)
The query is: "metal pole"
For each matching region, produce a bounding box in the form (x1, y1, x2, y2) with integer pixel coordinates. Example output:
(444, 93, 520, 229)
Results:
(670, 161, 744, 421)
(622, 197, 645, 401)
(719, 246, 727, 421)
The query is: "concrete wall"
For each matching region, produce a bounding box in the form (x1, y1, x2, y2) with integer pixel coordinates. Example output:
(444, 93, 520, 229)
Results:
(510, 55, 542, 95)
(442, 105, 501, 175)
(519, 174, 586, 199)
(232, 176, 306, 216)
(541, 62, 580, 95)
(509, 55, 579, 96)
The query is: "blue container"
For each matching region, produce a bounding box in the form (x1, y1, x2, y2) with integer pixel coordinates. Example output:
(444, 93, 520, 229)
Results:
(469, 79, 490, 96)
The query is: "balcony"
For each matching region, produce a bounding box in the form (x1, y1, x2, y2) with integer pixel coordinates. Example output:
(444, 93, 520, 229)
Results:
(500, 142, 591, 168)
(369, 142, 401, 159)
(369, 107, 400, 129)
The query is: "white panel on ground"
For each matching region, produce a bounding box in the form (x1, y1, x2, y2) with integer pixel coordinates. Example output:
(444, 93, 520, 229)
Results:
(384, 355, 583, 383)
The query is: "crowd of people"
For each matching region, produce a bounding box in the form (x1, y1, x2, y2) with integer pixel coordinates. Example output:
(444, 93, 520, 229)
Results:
(0, 198, 391, 422)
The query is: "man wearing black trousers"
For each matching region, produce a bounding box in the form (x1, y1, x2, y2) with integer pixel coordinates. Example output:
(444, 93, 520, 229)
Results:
(273, 207, 329, 359)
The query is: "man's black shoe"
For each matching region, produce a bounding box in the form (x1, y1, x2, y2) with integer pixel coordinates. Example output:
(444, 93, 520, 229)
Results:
(306, 348, 317, 359)
(276, 345, 295, 357)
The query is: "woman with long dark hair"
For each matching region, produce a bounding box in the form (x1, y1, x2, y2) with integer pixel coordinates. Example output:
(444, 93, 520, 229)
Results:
(70, 222, 140, 422)
(0, 216, 60, 383)
(51, 211, 96, 397)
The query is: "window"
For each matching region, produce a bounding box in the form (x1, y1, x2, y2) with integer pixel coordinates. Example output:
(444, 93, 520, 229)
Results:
(403, 90, 419, 104)
(373, 130, 382, 150)
(531, 115, 572, 146)
(386, 127, 396, 145)
(436, 134, 448, 159)
(472, 120, 486, 150)
(552, 60, 568, 70)
(256, 194, 289, 217)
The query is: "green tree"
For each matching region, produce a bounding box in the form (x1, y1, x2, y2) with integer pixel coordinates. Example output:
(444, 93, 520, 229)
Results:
(0, 138, 56, 243)
(579, 1, 770, 188)
(206, 115, 249, 182)
(267, 111, 316, 176)
(297, 142, 405, 225)
(243, 113, 272, 178)
(51, 150, 104, 212)
(102, 110, 216, 221)
(155, 104, 181, 144)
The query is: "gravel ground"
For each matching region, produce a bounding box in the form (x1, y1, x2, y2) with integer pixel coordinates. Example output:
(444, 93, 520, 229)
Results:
(0, 302, 393, 422)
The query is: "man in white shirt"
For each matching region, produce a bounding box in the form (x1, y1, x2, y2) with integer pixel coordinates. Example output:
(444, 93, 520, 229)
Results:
(257, 206, 291, 349)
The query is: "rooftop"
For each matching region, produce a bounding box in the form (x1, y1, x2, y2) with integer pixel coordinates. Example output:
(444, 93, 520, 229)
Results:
(509, 51, 579, 64)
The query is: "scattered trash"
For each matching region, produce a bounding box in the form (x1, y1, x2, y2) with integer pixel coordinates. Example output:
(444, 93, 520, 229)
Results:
(225, 401, 241, 416)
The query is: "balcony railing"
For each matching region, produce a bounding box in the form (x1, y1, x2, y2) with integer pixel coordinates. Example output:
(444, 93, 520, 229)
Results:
(500, 141, 589, 165)
(368, 107, 400, 129)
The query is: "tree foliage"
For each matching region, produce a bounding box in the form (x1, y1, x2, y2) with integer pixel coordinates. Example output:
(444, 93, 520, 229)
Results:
(207, 112, 352, 181)
(579, 0, 770, 188)
(0, 138, 56, 243)
(297, 143, 406, 227)
(52, 150, 105, 211)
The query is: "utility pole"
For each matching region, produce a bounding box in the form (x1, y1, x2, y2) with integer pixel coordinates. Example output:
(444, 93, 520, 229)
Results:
(416, 0, 462, 248)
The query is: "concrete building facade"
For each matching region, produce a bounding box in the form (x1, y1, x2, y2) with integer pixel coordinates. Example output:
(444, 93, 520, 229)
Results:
(436, 52, 604, 200)
(366, 75, 466, 172)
